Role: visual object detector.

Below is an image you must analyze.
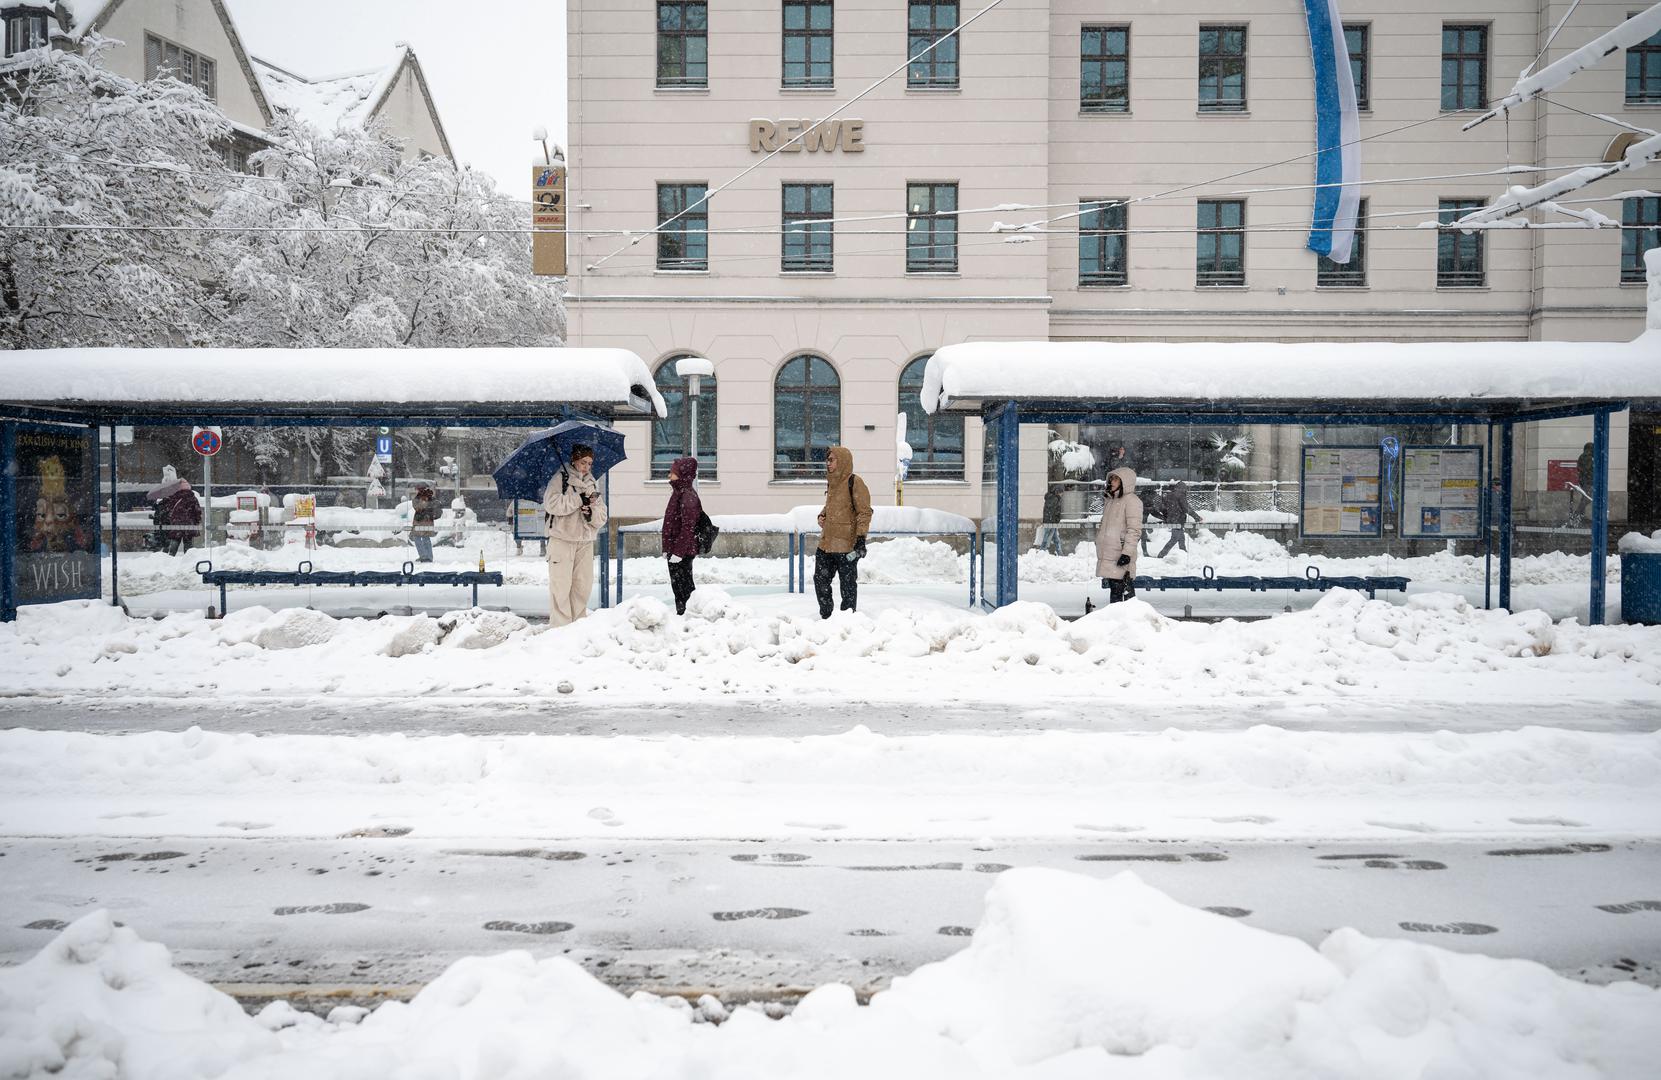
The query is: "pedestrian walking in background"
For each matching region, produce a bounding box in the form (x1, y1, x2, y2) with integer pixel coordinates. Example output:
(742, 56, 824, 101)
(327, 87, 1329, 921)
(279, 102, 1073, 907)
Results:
(154, 477, 202, 556)
(543, 444, 607, 627)
(1095, 466, 1143, 604)
(410, 485, 438, 563)
(1155, 480, 1203, 558)
(661, 455, 703, 615)
(814, 446, 873, 619)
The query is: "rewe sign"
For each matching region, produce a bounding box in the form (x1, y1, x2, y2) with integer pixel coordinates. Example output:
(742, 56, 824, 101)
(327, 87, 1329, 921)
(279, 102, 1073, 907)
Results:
(749, 118, 866, 153)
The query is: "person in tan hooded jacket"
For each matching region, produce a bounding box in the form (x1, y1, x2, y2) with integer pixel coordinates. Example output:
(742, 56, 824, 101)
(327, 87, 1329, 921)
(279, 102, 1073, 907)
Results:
(814, 446, 873, 618)
(542, 445, 609, 627)
(1095, 465, 1143, 604)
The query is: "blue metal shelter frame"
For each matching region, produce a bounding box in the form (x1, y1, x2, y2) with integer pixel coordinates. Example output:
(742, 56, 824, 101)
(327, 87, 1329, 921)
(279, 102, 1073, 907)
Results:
(0, 397, 651, 622)
(973, 399, 1629, 624)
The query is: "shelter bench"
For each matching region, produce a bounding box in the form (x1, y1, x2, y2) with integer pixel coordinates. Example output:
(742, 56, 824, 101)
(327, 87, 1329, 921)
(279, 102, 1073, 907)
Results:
(196, 560, 504, 616)
(1130, 566, 1409, 600)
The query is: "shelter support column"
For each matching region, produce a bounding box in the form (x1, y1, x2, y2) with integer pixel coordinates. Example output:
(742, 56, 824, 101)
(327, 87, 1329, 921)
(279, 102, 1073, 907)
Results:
(1499, 422, 1514, 611)
(108, 428, 119, 611)
(598, 474, 611, 609)
(996, 402, 1020, 608)
(1591, 410, 1610, 625)
(1, 423, 14, 623)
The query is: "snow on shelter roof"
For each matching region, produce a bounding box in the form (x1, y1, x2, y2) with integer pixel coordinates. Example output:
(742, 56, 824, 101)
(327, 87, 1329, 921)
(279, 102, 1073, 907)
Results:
(1, 347, 667, 421)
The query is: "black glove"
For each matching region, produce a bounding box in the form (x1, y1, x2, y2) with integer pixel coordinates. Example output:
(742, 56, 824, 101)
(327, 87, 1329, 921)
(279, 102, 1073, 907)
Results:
(853, 538, 867, 559)
(1116, 554, 1130, 567)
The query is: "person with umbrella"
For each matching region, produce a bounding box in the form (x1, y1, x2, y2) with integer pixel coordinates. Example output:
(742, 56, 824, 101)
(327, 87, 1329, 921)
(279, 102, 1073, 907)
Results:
(543, 444, 608, 627)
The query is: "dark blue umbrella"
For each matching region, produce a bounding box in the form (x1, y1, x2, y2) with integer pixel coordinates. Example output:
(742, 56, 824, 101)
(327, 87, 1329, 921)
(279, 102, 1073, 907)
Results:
(492, 421, 627, 501)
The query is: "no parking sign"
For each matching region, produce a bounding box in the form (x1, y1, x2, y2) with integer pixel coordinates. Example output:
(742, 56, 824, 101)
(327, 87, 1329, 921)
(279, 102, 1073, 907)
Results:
(191, 426, 222, 456)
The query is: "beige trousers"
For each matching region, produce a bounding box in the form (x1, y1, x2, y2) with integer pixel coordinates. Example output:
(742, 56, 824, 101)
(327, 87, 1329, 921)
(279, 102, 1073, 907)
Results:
(546, 537, 594, 627)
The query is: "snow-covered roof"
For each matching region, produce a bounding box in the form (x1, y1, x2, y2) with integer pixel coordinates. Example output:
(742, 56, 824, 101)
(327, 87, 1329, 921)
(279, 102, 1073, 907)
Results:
(0, 0, 109, 37)
(1, 348, 667, 419)
(251, 52, 403, 134)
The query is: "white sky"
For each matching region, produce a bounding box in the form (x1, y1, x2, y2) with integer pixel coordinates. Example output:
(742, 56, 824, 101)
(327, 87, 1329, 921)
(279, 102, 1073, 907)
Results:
(223, 0, 566, 196)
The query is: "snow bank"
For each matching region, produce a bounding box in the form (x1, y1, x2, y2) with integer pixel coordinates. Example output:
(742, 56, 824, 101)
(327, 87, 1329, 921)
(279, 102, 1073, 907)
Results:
(6, 586, 1661, 706)
(3, 871, 1655, 1079)
(789, 505, 977, 535)
(1619, 529, 1661, 555)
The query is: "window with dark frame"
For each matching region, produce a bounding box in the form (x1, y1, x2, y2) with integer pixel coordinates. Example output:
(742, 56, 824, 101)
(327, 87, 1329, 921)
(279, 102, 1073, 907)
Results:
(774, 355, 841, 480)
(1080, 25, 1129, 113)
(144, 33, 217, 100)
(1198, 24, 1247, 112)
(1316, 198, 1367, 287)
(907, 182, 958, 273)
(4, 13, 49, 56)
(1441, 24, 1487, 111)
(783, 0, 833, 88)
(1627, 17, 1661, 104)
(899, 355, 965, 481)
(908, 1, 959, 88)
(1196, 199, 1245, 286)
(1344, 24, 1370, 111)
(1623, 196, 1661, 284)
(1437, 198, 1486, 287)
(782, 182, 833, 272)
(657, 183, 710, 271)
(657, 1, 708, 89)
(1079, 199, 1128, 286)
(652, 356, 719, 480)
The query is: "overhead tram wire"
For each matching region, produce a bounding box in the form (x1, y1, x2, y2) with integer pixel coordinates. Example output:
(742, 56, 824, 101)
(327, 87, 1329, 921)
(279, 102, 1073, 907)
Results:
(579, 0, 1013, 274)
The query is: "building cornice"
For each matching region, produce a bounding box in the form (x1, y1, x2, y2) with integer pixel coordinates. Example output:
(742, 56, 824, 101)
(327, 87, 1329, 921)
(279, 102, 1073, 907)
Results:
(568, 294, 1054, 305)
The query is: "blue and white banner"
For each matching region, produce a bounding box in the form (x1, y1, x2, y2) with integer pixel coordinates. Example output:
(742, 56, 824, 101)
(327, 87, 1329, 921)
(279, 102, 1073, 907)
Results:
(1303, 0, 1361, 264)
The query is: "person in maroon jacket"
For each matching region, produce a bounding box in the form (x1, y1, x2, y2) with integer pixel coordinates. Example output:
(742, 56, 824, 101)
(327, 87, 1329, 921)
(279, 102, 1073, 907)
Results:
(661, 456, 703, 615)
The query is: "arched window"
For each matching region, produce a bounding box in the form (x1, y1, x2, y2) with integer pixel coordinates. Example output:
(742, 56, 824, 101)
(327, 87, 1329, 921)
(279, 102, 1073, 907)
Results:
(774, 354, 840, 479)
(899, 354, 964, 480)
(652, 356, 718, 479)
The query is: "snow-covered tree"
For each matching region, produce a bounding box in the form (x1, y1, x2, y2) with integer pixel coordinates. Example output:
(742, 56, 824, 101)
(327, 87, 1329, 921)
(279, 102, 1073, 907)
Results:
(0, 39, 230, 348)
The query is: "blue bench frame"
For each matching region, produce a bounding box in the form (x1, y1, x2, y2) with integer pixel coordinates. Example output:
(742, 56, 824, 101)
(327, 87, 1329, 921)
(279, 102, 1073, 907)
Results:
(197, 560, 504, 616)
(1130, 565, 1409, 600)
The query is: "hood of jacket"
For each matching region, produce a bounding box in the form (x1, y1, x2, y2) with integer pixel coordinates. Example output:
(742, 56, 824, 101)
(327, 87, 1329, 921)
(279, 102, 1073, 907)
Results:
(670, 456, 699, 490)
(1107, 466, 1138, 498)
(826, 446, 854, 487)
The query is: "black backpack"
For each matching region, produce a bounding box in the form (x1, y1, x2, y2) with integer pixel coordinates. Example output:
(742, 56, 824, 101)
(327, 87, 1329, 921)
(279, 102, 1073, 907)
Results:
(694, 510, 719, 555)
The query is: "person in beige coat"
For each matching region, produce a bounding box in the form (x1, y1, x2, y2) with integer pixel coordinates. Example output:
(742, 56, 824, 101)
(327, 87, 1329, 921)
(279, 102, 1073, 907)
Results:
(1095, 465, 1144, 604)
(542, 445, 608, 627)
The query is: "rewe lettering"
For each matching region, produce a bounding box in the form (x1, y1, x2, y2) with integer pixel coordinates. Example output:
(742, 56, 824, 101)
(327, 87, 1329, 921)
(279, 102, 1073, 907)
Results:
(749, 119, 866, 154)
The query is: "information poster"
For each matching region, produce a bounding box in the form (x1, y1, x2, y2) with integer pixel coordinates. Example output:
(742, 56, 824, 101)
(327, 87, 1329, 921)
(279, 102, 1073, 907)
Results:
(1400, 446, 1483, 538)
(13, 424, 100, 606)
(1301, 446, 1383, 538)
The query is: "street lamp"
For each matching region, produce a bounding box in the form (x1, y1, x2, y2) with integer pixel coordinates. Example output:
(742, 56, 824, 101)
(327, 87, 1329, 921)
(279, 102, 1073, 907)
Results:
(675, 357, 714, 466)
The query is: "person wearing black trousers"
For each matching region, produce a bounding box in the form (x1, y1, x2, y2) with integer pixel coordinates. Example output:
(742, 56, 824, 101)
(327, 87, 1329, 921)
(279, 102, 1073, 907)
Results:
(661, 456, 703, 615)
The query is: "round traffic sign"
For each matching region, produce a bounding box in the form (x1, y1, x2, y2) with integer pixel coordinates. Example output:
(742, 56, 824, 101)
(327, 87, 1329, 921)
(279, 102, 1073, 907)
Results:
(191, 426, 223, 456)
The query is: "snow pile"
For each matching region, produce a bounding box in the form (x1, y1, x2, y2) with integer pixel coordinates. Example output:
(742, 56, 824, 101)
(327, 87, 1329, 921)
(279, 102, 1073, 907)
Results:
(859, 536, 965, 584)
(1619, 529, 1661, 555)
(2, 872, 1656, 1079)
(249, 607, 337, 650)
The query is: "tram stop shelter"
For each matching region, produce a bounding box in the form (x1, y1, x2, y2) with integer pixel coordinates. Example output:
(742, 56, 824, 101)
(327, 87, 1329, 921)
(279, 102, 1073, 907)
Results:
(923, 265, 1661, 623)
(0, 347, 665, 622)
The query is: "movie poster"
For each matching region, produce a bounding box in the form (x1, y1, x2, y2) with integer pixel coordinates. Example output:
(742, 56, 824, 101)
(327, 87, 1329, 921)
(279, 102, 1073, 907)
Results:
(13, 425, 99, 606)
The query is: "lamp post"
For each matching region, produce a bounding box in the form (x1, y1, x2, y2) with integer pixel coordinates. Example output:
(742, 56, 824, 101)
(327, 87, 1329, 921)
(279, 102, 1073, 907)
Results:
(674, 357, 714, 469)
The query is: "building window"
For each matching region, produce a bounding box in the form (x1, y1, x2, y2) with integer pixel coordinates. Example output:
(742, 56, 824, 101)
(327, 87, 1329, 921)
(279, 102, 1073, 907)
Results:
(1080, 25, 1129, 113)
(145, 34, 217, 100)
(783, 0, 833, 88)
(1198, 24, 1247, 112)
(1079, 199, 1127, 287)
(4, 13, 49, 56)
(782, 182, 833, 272)
(1628, 19, 1661, 104)
(657, 183, 709, 271)
(907, 1, 959, 88)
(906, 182, 958, 273)
(657, 1, 708, 89)
(1623, 196, 1661, 284)
(221, 142, 253, 175)
(653, 356, 718, 480)
(1441, 24, 1487, 111)
(1316, 198, 1367, 287)
(1196, 199, 1245, 287)
(1345, 24, 1370, 111)
(774, 355, 840, 480)
(899, 355, 964, 480)
(1437, 199, 1486, 287)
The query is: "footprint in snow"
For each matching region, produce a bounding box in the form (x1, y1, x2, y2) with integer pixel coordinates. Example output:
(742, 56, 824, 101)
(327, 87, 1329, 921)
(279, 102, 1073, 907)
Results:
(844, 862, 962, 872)
(1487, 843, 1612, 857)
(711, 907, 809, 922)
(483, 920, 574, 935)
(273, 903, 370, 916)
(1203, 907, 1251, 918)
(1508, 816, 1587, 828)
(1399, 921, 1497, 936)
(442, 848, 587, 861)
(847, 928, 893, 937)
(1076, 851, 1228, 864)
(730, 853, 811, 864)
(937, 925, 974, 937)
(23, 919, 67, 931)
(97, 810, 165, 820)
(1595, 901, 1661, 915)
(340, 826, 412, 839)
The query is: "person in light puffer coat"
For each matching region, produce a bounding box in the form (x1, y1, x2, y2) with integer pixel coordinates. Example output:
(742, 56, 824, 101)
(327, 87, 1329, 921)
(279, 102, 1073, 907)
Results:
(1095, 466, 1143, 604)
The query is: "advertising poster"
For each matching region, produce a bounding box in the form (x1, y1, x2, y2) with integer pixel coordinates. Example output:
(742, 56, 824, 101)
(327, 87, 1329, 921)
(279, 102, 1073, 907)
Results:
(1401, 446, 1483, 539)
(13, 424, 100, 606)
(1301, 446, 1383, 539)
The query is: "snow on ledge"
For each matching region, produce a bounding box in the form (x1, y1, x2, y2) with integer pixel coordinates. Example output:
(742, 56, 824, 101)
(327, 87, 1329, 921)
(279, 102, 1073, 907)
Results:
(2, 347, 666, 417)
